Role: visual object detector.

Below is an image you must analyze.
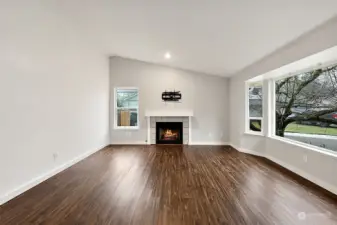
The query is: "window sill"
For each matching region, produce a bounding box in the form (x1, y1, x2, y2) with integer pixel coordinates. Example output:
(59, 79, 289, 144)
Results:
(244, 131, 264, 137)
(268, 135, 337, 158)
(114, 126, 139, 130)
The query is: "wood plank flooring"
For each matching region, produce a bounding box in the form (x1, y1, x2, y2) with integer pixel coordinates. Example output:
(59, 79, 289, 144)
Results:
(1, 145, 337, 225)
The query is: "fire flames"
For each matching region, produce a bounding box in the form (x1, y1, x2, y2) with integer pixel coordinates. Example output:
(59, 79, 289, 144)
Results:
(162, 129, 178, 140)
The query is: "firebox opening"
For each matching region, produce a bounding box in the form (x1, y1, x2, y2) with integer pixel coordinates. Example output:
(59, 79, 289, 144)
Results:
(156, 122, 183, 144)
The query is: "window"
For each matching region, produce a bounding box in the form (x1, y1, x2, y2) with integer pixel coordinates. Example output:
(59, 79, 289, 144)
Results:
(274, 64, 337, 152)
(246, 82, 263, 133)
(115, 88, 139, 129)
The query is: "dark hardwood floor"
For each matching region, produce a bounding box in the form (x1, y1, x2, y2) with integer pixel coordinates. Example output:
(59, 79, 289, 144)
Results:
(1, 145, 337, 225)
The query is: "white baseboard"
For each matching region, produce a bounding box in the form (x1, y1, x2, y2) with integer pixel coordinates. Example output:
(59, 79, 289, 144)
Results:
(229, 143, 240, 150)
(0, 144, 108, 205)
(110, 141, 148, 145)
(266, 155, 337, 196)
(229, 143, 337, 196)
(190, 142, 229, 146)
(238, 148, 265, 157)
(229, 143, 264, 157)
(109, 142, 229, 146)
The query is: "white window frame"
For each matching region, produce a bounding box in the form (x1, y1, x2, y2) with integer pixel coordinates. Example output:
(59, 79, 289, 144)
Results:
(270, 60, 337, 138)
(268, 60, 337, 155)
(114, 87, 139, 130)
(245, 81, 263, 135)
(243, 45, 337, 156)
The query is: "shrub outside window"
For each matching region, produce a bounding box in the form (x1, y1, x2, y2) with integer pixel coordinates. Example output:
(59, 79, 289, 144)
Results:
(115, 88, 139, 129)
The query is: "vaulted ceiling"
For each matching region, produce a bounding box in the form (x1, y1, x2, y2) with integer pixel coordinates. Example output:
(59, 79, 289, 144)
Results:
(6, 1, 337, 76)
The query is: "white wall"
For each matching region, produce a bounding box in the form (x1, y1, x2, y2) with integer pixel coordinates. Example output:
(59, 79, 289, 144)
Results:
(229, 16, 337, 194)
(110, 57, 229, 145)
(0, 2, 110, 204)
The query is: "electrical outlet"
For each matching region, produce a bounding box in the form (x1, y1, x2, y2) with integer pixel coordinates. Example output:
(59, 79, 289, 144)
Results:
(208, 132, 212, 137)
(53, 153, 58, 161)
(303, 155, 307, 163)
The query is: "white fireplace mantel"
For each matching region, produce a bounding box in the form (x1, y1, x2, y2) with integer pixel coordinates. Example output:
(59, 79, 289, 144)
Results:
(145, 109, 193, 117)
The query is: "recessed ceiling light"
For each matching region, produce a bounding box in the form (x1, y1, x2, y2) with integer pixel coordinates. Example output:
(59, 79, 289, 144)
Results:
(165, 52, 171, 59)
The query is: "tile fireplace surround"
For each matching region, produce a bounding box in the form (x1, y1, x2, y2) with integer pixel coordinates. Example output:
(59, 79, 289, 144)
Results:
(150, 117, 189, 144)
(146, 110, 193, 145)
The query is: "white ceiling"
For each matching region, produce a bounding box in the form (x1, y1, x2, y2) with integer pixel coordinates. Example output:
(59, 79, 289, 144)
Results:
(18, 1, 337, 76)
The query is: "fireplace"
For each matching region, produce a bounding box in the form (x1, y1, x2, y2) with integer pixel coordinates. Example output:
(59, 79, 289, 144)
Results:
(156, 122, 183, 144)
